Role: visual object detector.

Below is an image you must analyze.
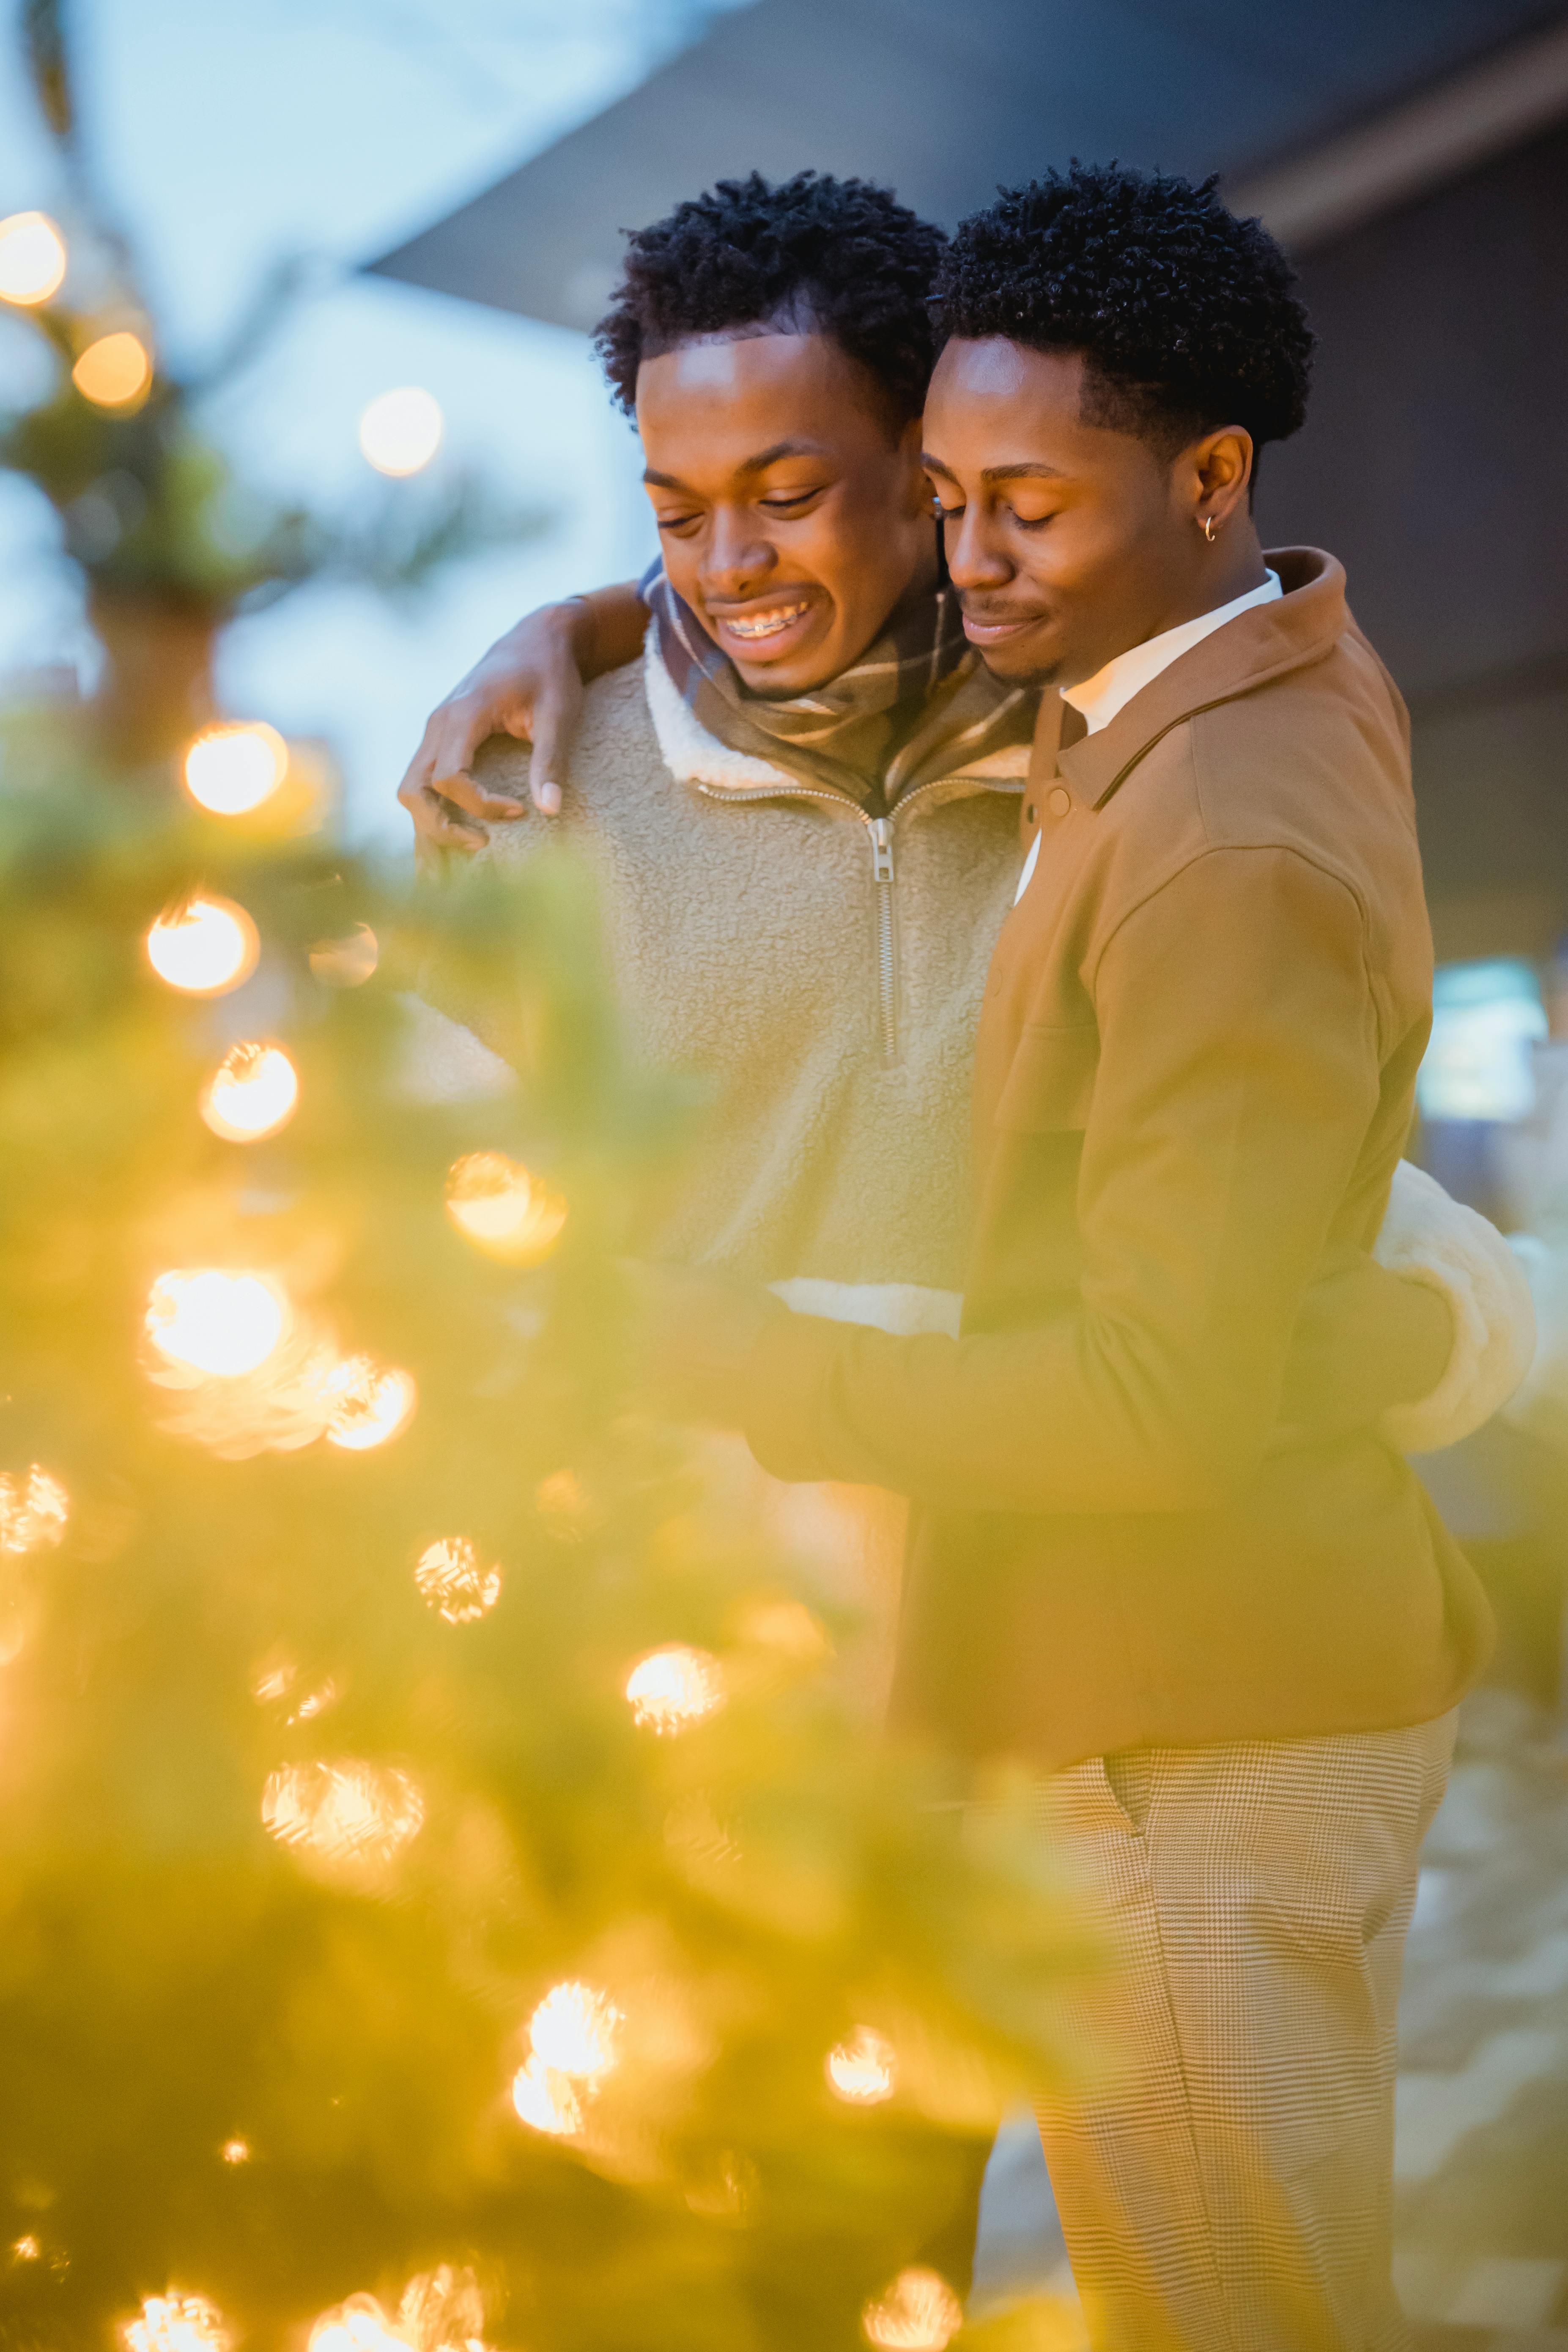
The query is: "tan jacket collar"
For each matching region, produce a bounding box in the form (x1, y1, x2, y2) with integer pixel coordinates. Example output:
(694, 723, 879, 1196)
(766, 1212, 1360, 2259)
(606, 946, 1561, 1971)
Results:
(1041, 548, 1348, 810)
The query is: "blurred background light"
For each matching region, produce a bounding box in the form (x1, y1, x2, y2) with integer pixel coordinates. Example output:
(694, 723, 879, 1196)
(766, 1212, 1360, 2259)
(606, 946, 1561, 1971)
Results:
(0, 1464, 69, 1556)
(0, 207, 66, 304)
(71, 328, 152, 408)
(413, 1534, 500, 1621)
(145, 1269, 288, 1378)
(323, 1359, 417, 1451)
(183, 720, 288, 814)
(625, 1642, 725, 1733)
(123, 2293, 231, 2352)
(1418, 958, 1549, 1125)
(444, 1151, 566, 1264)
(358, 384, 442, 476)
(860, 2268, 964, 2351)
(200, 1042, 299, 1142)
(261, 1758, 425, 1881)
(308, 925, 378, 987)
(826, 2024, 897, 2105)
(145, 896, 259, 995)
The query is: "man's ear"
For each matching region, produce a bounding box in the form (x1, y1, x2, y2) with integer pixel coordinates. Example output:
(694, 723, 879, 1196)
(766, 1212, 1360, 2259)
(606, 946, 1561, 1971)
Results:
(1189, 426, 1255, 530)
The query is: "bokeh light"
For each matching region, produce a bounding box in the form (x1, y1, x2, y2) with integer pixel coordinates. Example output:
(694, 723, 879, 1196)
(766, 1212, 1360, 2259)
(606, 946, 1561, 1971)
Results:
(512, 1981, 622, 2137)
(625, 1643, 726, 1734)
(308, 2296, 407, 2352)
(200, 1043, 299, 1143)
(0, 1465, 69, 1557)
(261, 1759, 425, 1884)
(309, 925, 379, 987)
(0, 211, 66, 305)
(445, 1152, 567, 1266)
(145, 1271, 288, 1379)
(323, 1359, 417, 1451)
(220, 2139, 250, 2166)
(11, 2236, 40, 2263)
(528, 1981, 622, 2078)
(861, 2269, 964, 2351)
(359, 385, 443, 476)
(414, 1536, 501, 1623)
(399, 2264, 490, 2352)
(72, 330, 152, 409)
(827, 2025, 898, 2105)
(145, 896, 258, 995)
(183, 721, 288, 816)
(510, 2056, 584, 2138)
(123, 2294, 231, 2352)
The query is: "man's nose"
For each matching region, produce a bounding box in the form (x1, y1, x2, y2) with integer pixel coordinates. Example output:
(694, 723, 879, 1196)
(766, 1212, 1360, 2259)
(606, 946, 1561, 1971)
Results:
(702, 507, 776, 599)
(942, 505, 1013, 593)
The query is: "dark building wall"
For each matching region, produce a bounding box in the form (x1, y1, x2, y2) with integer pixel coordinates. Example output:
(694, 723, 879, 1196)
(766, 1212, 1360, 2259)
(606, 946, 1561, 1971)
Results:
(1256, 118, 1568, 962)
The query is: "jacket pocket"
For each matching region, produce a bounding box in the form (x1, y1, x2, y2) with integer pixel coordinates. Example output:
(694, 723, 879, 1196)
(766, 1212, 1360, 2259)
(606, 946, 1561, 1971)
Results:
(992, 1021, 1099, 1133)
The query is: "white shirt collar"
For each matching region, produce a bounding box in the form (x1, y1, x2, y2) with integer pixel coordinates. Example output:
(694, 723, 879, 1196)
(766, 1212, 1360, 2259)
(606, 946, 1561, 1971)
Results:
(1061, 569, 1282, 738)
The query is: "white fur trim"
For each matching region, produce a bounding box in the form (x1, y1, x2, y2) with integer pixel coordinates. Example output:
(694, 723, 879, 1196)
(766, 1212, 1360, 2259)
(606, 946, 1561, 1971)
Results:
(768, 1277, 962, 1338)
(393, 992, 516, 1105)
(1375, 1158, 1535, 1453)
(643, 635, 795, 792)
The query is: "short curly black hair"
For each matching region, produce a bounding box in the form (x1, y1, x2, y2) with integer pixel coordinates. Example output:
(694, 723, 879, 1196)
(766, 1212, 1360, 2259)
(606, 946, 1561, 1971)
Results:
(593, 170, 945, 428)
(932, 163, 1314, 463)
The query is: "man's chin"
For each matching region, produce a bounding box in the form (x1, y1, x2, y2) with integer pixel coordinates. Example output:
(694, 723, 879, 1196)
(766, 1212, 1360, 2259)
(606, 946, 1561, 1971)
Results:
(976, 646, 1061, 687)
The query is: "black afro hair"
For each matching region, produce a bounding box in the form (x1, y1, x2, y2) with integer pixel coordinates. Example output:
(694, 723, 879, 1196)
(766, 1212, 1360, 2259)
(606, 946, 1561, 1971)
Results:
(932, 163, 1315, 461)
(592, 170, 946, 428)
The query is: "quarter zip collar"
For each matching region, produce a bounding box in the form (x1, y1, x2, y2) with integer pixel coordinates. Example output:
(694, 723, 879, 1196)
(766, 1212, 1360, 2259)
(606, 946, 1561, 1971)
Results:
(1047, 548, 1351, 813)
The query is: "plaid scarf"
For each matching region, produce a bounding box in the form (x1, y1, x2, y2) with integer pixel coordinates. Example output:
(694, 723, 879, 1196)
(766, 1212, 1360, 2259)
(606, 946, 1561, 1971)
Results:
(641, 558, 1035, 807)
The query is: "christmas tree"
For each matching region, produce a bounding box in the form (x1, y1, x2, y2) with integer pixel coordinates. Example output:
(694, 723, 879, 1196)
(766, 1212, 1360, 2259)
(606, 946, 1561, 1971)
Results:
(0, 16, 1084, 2351)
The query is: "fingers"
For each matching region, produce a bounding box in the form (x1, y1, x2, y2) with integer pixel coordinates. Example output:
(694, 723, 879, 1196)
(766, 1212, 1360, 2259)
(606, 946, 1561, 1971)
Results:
(425, 700, 531, 824)
(527, 679, 584, 817)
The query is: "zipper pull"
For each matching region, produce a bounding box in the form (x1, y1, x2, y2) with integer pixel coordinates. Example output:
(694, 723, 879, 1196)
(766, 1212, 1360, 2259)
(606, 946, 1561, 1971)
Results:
(870, 817, 894, 882)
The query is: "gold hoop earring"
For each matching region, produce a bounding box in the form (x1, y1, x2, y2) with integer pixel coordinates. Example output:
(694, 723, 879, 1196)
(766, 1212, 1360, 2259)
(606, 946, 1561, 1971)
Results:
(1200, 515, 1219, 543)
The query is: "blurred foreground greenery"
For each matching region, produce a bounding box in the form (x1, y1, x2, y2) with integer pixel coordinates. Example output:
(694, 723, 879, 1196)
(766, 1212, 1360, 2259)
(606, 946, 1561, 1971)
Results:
(0, 712, 1086, 2352)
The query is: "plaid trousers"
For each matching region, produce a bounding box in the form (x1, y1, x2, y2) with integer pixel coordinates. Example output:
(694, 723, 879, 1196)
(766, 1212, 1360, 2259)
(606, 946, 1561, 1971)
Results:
(1028, 1713, 1456, 2352)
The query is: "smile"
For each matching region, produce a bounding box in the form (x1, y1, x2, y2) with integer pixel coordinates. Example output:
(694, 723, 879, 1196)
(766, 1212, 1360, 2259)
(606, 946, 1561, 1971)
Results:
(716, 600, 813, 641)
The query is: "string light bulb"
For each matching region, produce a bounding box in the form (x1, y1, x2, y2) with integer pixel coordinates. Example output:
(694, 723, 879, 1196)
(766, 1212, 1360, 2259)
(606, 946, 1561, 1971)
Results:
(444, 1152, 566, 1266)
(0, 211, 66, 305)
(860, 2269, 964, 2351)
(308, 2296, 408, 2352)
(261, 1760, 424, 1885)
(359, 386, 443, 476)
(323, 1359, 417, 1451)
(511, 1980, 622, 2138)
(414, 1536, 500, 1623)
(183, 721, 287, 816)
(0, 1465, 69, 1556)
(625, 1644, 726, 1734)
(145, 1270, 288, 1379)
(145, 896, 258, 995)
(200, 1043, 299, 1143)
(220, 2138, 250, 2165)
(123, 2294, 231, 2352)
(827, 2025, 898, 2105)
(72, 330, 152, 409)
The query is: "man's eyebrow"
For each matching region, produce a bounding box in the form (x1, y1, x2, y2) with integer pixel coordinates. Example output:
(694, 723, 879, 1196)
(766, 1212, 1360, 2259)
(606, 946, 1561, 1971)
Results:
(642, 440, 828, 490)
(921, 456, 1066, 485)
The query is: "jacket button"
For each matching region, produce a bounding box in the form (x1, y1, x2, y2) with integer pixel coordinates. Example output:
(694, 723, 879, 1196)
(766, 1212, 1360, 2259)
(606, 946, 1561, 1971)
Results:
(1047, 785, 1072, 817)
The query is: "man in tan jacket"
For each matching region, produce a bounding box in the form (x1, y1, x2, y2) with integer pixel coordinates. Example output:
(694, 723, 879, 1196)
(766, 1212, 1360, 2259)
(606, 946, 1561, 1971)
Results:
(405, 169, 1525, 2346)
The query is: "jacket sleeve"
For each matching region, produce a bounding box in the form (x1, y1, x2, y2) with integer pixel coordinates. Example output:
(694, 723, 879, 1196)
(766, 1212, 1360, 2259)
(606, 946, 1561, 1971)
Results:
(738, 845, 1392, 1514)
